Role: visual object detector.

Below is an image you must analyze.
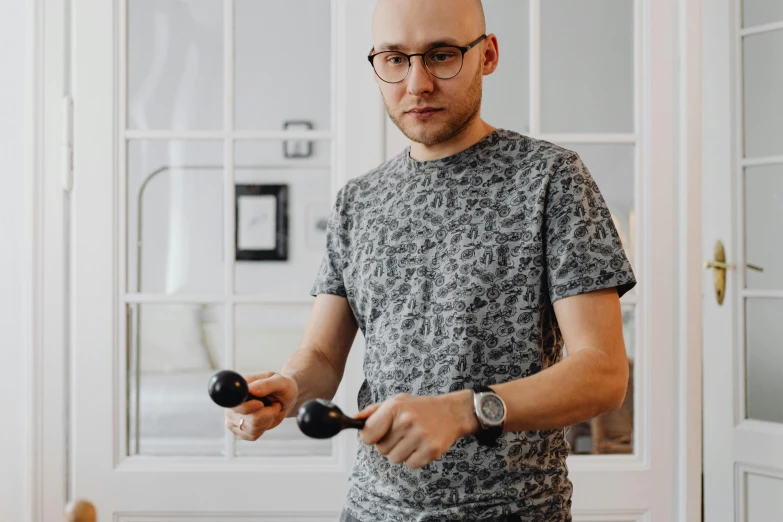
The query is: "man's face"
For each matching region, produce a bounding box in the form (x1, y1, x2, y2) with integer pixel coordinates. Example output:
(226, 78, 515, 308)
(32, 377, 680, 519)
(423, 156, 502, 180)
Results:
(371, 0, 487, 146)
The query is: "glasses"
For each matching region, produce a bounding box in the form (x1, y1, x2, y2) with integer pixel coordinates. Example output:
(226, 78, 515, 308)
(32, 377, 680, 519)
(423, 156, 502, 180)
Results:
(368, 34, 487, 84)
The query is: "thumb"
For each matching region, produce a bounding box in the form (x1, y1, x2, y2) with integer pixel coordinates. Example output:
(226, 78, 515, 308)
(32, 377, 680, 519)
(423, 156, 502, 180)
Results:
(246, 373, 285, 397)
(244, 371, 276, 385)
(354, 403, 382, 420)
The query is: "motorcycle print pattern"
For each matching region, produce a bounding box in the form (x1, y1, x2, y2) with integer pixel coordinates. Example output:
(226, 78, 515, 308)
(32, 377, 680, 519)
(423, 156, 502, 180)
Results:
(311, 129, 636, 521)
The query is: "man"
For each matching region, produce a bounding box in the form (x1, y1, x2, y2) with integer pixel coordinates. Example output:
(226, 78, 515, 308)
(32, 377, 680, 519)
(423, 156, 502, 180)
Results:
(225, 0, 635, 520)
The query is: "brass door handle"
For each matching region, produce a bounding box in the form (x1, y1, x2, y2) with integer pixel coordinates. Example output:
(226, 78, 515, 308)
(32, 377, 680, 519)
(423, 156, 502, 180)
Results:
(705, 241, 765, 305)
(705, 260, 736, 270)
(704, 260, 764, 271)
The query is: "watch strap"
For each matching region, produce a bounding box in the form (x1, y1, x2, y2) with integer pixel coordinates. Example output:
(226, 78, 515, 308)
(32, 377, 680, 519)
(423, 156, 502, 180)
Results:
(472, 384, 503, 447)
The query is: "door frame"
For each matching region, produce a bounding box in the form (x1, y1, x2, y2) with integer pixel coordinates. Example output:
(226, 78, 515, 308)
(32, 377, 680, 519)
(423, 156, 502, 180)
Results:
(25, 0, 71, 520)
(25, 0, 705, 521)
(678, 0, 704, 521)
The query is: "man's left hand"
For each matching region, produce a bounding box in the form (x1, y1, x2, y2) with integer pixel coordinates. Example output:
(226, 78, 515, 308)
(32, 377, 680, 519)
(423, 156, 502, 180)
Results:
(355, 392, 475, 470)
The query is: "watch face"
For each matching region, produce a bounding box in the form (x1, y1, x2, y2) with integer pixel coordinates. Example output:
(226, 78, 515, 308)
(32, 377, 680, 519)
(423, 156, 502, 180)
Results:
(480, 395, 505, 422)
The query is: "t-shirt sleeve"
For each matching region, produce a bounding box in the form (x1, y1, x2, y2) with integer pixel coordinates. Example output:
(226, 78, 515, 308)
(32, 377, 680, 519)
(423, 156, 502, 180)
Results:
(544, 152, 637, 303)
(310, 185, 350, 298)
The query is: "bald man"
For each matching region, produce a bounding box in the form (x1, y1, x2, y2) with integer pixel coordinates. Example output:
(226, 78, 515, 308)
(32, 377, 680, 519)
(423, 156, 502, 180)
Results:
(227, 0, 635, 520)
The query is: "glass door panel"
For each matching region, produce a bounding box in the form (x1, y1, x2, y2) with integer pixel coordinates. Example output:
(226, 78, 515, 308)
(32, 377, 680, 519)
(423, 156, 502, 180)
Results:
(743, 0, 783, 29)
(541, 0, 634, 133)
(481, 0, 530, 133)
(234, 0, 332, 130)
(745, 298, 783, 423)
(744, 165, 783, 289)
(233, 303, 332, 457)
(557, 143, 636, 455)
(743, 29, 783, 158)
(233, 139, 332, 296)
(128, 303, 225, 456)
(127, 139, 225, 295)
(128, 0, 224, 130)
(741, 12, 783, 428)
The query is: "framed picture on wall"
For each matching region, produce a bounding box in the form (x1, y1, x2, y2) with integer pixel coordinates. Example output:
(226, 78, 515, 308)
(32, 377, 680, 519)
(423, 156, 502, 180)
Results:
(235, 184, 288, 261)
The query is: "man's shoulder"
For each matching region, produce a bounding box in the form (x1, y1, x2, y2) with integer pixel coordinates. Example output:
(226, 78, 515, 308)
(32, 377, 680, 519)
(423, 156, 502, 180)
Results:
(340, 150, 407, 200)
(348, 161, 394, 188)
(491, 128, 580, 171)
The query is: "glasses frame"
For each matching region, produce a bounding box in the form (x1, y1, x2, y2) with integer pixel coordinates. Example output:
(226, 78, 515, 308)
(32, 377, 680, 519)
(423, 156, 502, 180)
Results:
(367, 34, 487, 84)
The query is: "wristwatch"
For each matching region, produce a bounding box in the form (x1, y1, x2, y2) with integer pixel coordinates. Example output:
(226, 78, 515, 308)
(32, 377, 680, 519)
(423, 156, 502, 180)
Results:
(471, 384, 506, 447)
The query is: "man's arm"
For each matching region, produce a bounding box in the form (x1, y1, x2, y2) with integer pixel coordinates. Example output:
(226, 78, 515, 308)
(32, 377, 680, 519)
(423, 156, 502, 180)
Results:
(280, 294, 359, 417)
(450, 287, 630, 436)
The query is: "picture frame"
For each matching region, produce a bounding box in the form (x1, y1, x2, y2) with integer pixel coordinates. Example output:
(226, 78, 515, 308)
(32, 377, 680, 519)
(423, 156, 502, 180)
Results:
(235, 184, 288, 261)
(283, 120, 313, 158)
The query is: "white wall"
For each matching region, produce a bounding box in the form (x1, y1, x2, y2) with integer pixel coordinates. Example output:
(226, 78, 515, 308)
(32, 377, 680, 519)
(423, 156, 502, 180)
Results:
(0, 0, 29, 520)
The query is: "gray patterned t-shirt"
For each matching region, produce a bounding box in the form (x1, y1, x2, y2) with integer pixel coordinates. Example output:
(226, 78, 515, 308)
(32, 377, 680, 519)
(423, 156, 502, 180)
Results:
(310, 129, 636, 522)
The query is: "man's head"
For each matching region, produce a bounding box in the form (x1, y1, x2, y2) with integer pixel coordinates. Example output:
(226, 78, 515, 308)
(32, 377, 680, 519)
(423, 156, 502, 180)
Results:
(371, 0, 499, 146)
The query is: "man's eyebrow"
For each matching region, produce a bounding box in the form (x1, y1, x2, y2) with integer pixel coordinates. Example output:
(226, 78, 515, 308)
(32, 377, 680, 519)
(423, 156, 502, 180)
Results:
(376, 39, 461, 52)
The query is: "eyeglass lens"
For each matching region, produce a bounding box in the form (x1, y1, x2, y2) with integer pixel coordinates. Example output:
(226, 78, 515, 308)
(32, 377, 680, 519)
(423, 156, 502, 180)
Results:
(373, 47, 463, 82)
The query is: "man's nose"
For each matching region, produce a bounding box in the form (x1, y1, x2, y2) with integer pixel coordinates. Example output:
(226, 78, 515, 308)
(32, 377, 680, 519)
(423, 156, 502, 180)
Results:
(407, 56, 434, 96)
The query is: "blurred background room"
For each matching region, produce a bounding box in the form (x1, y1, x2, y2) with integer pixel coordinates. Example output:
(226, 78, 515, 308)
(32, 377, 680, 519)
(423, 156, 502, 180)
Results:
(2, 0, 781, 521)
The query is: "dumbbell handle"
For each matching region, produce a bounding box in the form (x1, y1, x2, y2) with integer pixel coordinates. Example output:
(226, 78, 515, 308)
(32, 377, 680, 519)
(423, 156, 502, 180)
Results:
(248, 393, 273, 407)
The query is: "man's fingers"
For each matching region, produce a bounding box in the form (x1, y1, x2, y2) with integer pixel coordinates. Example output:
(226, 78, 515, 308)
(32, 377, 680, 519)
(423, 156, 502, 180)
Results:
(360, 405, 394, 445)
(374, 423, 406, 456)
(225, 402, 282, 440)
(226, 418, 253, 441)
(231, 398, 267, 415)
(403, 444, 436, 470)
(254, 401, 282, 428)
(385, 433, 419, 466)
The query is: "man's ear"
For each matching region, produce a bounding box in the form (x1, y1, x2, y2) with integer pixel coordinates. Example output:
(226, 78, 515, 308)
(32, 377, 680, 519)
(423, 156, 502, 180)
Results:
(481, 34, 500, 75)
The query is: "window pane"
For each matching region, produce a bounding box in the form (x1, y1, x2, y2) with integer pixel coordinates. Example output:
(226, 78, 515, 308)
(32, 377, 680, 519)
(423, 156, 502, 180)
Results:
(541, 0, 634, 133)
(746, 298, 783, 424)
(233, 140, 331, 296)
(481, 0, 530, 133)
(235, 0, 331, 130)
(567, 304, 635, 455)
(743, 0, 783, 29)
(743, 30, 783, 158)
(127, 140, 224, 295)
(233, 304, 332, 457)
(559, 143, 636, 272)
(128, 0, 223, 130)
(745, 165, 783, 289)
(128, 303, 224, 456)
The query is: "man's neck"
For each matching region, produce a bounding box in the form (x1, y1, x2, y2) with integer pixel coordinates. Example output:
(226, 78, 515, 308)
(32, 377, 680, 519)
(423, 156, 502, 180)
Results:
(409, 120, 497, 162)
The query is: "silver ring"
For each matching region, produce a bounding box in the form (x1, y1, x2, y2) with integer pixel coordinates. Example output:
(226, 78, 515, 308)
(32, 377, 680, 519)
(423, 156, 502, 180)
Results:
(237, 418, 244, 430)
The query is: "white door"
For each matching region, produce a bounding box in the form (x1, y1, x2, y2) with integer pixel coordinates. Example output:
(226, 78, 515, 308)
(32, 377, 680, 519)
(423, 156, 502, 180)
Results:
(703, 0, 783, 520)
(70, 0, 382, 518)
(67, 0, 680, 520)
(386, 1, 680, 520)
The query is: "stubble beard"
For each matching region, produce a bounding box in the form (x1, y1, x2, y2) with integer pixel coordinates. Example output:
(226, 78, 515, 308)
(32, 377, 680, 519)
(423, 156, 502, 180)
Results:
(383, 64, 483, 146)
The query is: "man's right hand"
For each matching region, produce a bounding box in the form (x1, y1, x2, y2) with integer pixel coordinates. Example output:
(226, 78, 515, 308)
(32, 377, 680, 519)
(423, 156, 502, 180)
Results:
(224, 371, 299, 441)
